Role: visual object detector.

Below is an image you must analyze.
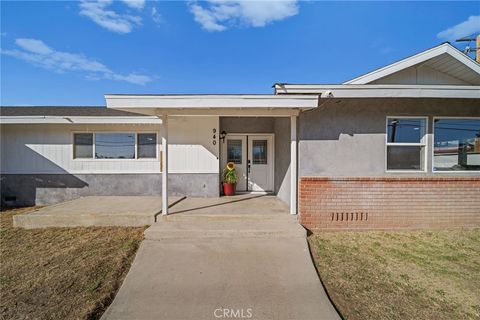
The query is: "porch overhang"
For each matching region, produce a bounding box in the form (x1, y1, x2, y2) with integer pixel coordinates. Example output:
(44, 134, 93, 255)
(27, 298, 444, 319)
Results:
(105, 94, 319, 116)
(274, 84, 480, 99)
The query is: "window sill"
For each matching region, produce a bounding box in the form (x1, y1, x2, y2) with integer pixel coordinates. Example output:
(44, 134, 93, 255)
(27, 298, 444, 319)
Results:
(385, 170, 427, 173)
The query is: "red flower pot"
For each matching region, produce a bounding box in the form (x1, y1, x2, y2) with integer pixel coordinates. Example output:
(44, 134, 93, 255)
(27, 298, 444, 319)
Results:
(223, 183, 236, 196)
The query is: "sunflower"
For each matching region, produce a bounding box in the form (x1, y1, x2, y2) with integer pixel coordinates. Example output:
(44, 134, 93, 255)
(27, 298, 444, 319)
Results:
(226, 162, 236, 171)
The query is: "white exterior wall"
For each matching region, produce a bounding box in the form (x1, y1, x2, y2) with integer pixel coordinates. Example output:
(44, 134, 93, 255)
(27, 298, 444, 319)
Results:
(169, 116, 219, 174)
(0, 116, 219, 175)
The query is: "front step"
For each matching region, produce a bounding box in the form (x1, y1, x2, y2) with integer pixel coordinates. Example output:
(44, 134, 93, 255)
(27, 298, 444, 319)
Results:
(144, 219, 306, 240)
(158, 213, 298, 222)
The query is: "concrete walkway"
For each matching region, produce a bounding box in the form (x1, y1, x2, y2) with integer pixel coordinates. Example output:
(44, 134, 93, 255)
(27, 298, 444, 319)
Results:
(102, 215, 340, 320)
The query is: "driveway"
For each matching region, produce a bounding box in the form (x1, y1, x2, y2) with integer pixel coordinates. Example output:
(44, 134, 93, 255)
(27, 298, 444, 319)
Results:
(101, 208, 340, 320)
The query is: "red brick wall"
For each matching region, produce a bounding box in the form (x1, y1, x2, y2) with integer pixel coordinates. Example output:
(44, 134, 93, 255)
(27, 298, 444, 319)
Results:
(299, 177, 480, 231)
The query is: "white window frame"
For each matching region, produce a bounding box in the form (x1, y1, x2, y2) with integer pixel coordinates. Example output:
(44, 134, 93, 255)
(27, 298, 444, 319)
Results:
(72, 131, 159, 161)
(385, 116, 428, 173)
(432, 116, 480, 173)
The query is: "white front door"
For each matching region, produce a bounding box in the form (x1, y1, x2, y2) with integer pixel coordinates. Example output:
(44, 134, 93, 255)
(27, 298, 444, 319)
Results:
(248, 135, 274, 192)
(224, 135, 247, 191)
(222, 134, 273, 192)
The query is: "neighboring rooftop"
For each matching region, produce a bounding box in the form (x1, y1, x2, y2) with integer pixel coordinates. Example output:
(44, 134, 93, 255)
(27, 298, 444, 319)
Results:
(0, 106, 148, 117)
(0, 106, 162, 124)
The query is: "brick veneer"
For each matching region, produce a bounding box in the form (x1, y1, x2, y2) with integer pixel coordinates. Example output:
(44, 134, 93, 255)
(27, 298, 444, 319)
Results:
(299, 177, 480, 231)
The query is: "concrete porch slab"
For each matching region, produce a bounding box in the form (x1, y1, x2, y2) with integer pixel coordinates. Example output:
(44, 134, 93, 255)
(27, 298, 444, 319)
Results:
(164, 194, 290, 219)
(13, 196, 183, 229)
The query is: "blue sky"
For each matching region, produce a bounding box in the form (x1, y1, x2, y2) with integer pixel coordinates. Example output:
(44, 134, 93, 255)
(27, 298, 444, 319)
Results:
(1, 1, 479, 106)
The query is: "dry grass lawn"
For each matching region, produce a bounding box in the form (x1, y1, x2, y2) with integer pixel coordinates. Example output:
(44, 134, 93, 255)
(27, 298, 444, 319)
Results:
(309, 229, 480, 320)
(0, 207, 145, 320)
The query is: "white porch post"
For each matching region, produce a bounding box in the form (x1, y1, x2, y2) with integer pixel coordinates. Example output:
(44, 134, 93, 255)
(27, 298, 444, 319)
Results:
(290, 115, 298, 215)
(161, 115, 169, 215)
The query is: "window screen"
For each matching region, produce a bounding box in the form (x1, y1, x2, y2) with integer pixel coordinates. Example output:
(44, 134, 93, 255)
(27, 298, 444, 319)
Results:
(387, 146, 425, 171)
(73, 133, 93, 159)
(137, 133, 157, 159)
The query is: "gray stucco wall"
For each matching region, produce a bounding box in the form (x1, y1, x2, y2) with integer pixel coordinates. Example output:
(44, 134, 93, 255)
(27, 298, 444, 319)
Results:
(298, 98, 480, 177)
(273, 118, 291, 205)
(0, 173, 219, 208)
(220, 117, 275, 134)
(220, 117, 291, 204)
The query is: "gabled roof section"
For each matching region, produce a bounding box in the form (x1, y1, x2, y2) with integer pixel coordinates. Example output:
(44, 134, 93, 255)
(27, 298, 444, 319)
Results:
(344, 43, 480, 85)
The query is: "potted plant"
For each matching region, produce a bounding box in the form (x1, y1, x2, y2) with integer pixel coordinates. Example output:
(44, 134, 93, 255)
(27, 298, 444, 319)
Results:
(222, 162, 238, 196)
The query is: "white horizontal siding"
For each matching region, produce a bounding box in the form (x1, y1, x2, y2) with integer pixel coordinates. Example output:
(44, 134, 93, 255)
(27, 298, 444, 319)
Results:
(169, 116, 219, 173)
(1, 116, 219, 174)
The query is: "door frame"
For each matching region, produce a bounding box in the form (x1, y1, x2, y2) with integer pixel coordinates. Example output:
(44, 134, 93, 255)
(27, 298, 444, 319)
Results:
(221, 133, 275, 193)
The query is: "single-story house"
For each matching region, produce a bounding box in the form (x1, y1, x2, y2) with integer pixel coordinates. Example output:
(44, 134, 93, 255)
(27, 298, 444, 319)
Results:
(1, 42, 480, 231)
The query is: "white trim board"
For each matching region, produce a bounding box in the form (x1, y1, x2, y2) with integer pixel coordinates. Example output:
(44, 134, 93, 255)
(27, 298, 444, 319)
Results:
(105, 94, 319, 110)
(274, 84, 480, 98)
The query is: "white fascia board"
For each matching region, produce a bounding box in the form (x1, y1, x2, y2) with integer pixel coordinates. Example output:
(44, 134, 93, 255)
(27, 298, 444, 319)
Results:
(321, 86, 480, 99)
(343, 43, 480, 85)
(276, 84, 480, 99)
(105, 94, 318, 109)
(445, 45, 480, 75)
(0, 116, 162, 125)
(108, 108, 303, 116)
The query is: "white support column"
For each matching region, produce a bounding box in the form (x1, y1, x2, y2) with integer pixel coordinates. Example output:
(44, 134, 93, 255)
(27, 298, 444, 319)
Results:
(290, 115, 298, 215)
(161, 115, 169, 215)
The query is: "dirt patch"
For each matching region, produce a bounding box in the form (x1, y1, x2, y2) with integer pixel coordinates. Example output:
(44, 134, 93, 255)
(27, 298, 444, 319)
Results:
(0, 207, 145, 320)
(309, 229, 480, 320)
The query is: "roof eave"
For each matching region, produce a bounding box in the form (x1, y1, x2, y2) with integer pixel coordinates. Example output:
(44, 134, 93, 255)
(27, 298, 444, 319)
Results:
(104, 94, 319, 111)
(275, 84, 480, 99)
